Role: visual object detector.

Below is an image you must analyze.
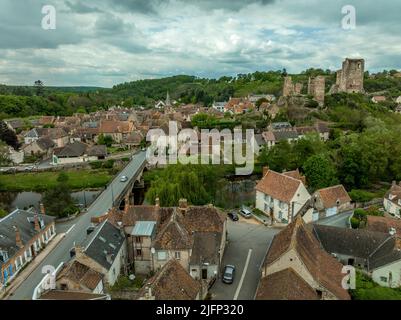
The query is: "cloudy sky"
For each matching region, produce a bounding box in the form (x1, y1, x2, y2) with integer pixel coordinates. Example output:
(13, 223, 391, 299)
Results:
(0, 0, 400, 87)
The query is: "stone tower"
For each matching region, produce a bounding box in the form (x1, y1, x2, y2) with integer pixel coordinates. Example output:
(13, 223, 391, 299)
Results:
(308, 76, 326, 106)
(330, 58, 365, 94)
(283, 76, 303, 97)
(283, 77, 294, 97)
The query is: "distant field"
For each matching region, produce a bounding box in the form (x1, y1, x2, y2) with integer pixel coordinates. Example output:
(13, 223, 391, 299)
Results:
(0, 170, 113, 192)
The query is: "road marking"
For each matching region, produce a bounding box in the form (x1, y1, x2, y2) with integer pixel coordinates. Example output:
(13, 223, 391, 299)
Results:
(233, 249, 252, 300)
(65, 224, 76, 235)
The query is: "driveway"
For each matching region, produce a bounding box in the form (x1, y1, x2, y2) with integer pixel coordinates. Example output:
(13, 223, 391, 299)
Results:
(209, 218, 280, 300)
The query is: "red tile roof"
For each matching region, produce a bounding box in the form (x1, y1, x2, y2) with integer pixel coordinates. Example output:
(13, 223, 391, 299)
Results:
(264, 216, 350, 300)
(256, 268, 319, 300)
(316, 185, 351, 209)
(140, 259, 201, 300)
(255, 169, 302, 203)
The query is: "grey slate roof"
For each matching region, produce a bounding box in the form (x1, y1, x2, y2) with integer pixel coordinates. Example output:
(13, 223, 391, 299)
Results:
(312, 224, 401, 270)
(0, 208, 55, 268)
(36, 137, 55, 150)
(273, 130, 299, 141)
(87, 145, 107, 157)
(83, 221, 125, 270)
(189, 232, 222, 266)
(54, 141, 88, 157)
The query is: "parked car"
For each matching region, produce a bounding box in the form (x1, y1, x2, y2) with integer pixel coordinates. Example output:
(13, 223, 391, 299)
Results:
(69, 247, 76, 258)
(239, 208, 252, 219)
(228, 212, 239, 221)
(222, 265, 236, 284)
(25, 165, 35, 171)
(120, 175, 128, 182)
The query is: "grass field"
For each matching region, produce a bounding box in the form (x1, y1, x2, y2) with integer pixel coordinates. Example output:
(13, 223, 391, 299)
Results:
(0, 170, 113, 192)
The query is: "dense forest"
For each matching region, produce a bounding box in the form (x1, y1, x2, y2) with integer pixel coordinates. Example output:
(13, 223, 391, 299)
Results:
(1, 68, 400, 120)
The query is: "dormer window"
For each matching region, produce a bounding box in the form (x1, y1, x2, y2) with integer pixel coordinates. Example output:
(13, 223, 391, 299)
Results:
(0, 250, 9, 263)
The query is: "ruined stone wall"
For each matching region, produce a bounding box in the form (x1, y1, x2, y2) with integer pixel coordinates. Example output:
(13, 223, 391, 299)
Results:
(331, 58, 364, 94)
(308, 76, 325, 105)
(283, 76, 294, 97)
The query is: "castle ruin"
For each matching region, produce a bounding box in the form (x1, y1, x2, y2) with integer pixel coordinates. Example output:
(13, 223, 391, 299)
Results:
(283, 76, 303, 97)
(308, 76, 326, 106)
(330, 58, 365, 94)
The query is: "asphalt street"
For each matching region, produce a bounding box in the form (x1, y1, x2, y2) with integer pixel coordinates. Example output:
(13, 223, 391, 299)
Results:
(8, 151, 147, 300)
(209, 218, 280, 300)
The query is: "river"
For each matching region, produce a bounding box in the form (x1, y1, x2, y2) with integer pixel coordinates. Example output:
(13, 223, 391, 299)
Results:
(0, 190, 101, 213)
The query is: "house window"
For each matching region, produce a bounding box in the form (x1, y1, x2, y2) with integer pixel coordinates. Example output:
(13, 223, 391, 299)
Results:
(264, 203, 268, 212)
(157, 251, 167, 261)
(136, 249, 142, 257)
(175, 251, 181, 260)
(380, 276, 388, 283)
(278, 211, 283, 220)
(135, 236, 142, 243)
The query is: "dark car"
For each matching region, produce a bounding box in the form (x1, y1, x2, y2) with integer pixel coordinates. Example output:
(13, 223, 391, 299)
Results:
(222, 265, 235, 284)
(227, 212, 239, 221)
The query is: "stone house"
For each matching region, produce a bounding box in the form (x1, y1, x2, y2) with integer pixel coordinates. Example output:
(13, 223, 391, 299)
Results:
(98, 120, 134, 144)
(312, 185, 353, 221)
(74, 220, 127, 286)
(55, 260, 104, 294)
(52, 141, 107, 165)
(256, 216, 350, 300)
(23, 137, 55, 158)
(312, 224, 401, 288)
(0, 208, 56, 288)
(24, 128, 49, 145)
(255, 167, 311, 224)
(383, 182, 401, 218)
(107, 200, 227, 285)
(138, 259, 202, 300)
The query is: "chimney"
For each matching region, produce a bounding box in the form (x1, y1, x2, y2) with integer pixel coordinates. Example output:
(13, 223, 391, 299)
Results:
(75, 245, 84, 258)
(39, 203, 45, 215)
(155, 197, 160, 207)
(34, 214, 41, 232)
(13, 226, 23, 249)
(178, 198, 188, 216)
(263, 166, 269, 177)
(106, 253, 114, 264)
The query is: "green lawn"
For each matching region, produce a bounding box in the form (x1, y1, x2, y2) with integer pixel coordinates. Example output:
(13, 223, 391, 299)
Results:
(351, 271, 401, 300)
(0, 170, 113, 192)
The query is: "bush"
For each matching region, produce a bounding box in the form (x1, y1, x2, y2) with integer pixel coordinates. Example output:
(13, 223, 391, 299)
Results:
(102, 159, 115, 169)
(351, 217, 360, 229)
(349, 189, 375, 203)
(90, 161, 102, 169)
(354, 208, 368, 220)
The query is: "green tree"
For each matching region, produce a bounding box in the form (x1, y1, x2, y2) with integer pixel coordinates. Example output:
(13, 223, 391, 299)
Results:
(303, 154, 338, 190)
(42, 174, 77, 218)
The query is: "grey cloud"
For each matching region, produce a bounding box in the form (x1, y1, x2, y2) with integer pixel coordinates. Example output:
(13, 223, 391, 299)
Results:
(64, 0, 103, 13)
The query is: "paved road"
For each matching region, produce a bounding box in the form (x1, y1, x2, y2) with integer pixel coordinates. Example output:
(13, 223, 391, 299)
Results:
(209, 219, 280, 300)
(314, 210, 353, 228)
(8, 151, 147, 300)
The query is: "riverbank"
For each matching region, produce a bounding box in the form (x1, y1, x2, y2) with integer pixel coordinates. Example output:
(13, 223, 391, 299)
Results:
(0, 169, 113, 192)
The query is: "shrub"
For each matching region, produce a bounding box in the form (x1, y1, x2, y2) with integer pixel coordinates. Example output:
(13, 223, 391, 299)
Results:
(351, 217, 360, 229)
(90, 161, 102, 169)
(349, 189, 375, 203)
(102, 159, 115, 169)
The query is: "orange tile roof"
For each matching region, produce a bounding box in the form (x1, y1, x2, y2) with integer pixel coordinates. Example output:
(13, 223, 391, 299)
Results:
(264, 216, 350, 300)
(316, 185, 351, 209)
(255, 169, 302, 203)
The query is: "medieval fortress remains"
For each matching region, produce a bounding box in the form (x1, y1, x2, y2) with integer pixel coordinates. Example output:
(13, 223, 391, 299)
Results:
(282, 58, 365, 106)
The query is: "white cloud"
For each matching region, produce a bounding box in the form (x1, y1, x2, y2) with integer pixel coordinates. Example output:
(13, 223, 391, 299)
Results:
(0, 0, 400, 86)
